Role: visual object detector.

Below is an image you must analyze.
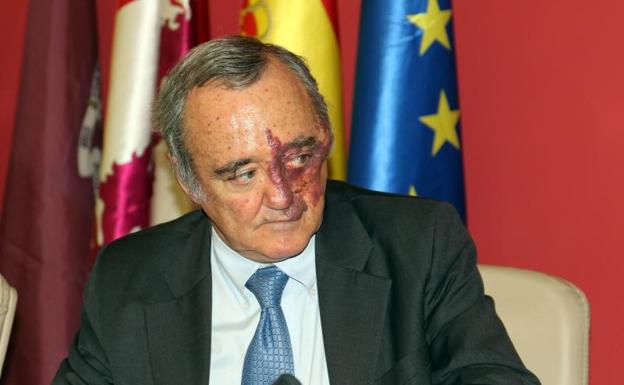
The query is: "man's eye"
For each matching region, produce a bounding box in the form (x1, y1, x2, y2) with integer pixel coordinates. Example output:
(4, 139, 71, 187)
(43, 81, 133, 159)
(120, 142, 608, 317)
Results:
(289, 154, 312, 167)
(228, 170, 256, 183)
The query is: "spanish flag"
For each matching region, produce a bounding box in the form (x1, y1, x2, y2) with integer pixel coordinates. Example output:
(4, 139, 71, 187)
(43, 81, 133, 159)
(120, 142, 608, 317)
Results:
(240, 0, 346, 181)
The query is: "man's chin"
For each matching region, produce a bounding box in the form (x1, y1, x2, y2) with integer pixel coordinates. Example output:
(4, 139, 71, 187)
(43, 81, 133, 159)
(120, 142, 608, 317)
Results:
(265, 242, 309, 261)
(244, 236, 311, 263)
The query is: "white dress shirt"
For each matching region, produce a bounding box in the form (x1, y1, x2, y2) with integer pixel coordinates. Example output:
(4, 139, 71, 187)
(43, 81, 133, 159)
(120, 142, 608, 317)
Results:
(209, 229, 330, 385)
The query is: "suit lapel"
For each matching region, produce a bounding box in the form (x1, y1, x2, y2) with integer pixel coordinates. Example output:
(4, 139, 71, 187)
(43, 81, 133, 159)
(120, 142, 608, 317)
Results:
(316, 187, 392, 385)
(144, 215, 213, 385)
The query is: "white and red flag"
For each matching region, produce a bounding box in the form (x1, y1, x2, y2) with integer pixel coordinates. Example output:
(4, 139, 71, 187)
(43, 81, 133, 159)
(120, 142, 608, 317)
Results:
(151, 0, 199, 226)
(97, 0, 206, 246)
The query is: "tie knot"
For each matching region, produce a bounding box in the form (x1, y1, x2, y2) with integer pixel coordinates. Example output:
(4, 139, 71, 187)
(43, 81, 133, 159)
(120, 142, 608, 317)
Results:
(245, 266, 289, 309)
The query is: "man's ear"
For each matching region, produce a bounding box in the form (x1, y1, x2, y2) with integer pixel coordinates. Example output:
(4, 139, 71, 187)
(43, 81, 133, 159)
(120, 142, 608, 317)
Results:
(168, 153, 203, 205)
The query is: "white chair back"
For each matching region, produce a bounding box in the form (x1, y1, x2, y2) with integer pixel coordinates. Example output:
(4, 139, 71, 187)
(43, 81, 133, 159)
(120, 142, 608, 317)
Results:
(0, 274, 17, 377)
(479, 265, 589, 385)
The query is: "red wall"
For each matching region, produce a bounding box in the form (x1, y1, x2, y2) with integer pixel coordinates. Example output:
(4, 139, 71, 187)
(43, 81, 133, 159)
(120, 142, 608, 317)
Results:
(212, 1, 623, 384)
(453, 1, 624, 383)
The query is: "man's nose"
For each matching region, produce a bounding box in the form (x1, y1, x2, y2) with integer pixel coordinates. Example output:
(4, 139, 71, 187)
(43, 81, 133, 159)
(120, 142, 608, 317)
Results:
(263, 170, 294, 209)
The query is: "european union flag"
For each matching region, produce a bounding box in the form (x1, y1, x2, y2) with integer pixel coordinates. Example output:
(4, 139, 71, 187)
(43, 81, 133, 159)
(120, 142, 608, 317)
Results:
(348, 0, 465, 219)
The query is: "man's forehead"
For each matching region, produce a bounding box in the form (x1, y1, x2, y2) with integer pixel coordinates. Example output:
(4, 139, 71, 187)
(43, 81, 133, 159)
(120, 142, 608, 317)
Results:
(184, 73, 316, 134)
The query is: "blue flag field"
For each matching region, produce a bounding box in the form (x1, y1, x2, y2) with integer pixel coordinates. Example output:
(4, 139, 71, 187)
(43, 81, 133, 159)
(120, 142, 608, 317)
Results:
(348, 0, 465, 219)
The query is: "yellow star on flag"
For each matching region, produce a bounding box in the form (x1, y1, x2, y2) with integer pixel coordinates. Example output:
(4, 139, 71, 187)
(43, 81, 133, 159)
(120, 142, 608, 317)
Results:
(408, 185, 418, 196)
(419, 90, 460, 156)
(407, 0, 452, 55)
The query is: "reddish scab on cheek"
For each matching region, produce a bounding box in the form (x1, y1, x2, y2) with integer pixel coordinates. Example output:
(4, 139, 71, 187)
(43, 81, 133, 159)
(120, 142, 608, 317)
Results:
(264, 128, 330, 207)
(265, 129, 295, 206)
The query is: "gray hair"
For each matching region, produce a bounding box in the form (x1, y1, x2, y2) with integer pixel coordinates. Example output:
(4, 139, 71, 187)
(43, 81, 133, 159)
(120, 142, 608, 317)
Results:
(153, 35, 331, 199)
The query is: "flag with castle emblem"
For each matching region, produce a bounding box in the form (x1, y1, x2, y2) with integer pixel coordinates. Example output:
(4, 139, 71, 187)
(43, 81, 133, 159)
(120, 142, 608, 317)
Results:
(240, 0, 347, 181)
(348, 0, 465, 218)
(97, 0, 205, 247)
(97, 0, 161, 246)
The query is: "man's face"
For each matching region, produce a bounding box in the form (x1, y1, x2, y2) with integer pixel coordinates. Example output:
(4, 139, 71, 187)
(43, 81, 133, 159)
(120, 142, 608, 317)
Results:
(180, 59, 331, 263)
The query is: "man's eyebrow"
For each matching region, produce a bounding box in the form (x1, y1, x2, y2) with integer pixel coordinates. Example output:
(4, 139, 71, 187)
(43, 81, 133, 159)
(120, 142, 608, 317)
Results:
(286, 136, 317, 149)
(214, 158, 252, 176)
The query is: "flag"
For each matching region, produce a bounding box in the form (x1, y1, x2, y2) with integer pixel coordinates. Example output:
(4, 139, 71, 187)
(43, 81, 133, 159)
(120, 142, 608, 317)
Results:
(0, 2, 29, 218)
(96, 0, 161, 246)
(97, 0, 207, 245)
(240, 0, 347, 181)
(348, 0, 465, 218)
(0, 0, 98, 383)
(151, 0, 205, 225)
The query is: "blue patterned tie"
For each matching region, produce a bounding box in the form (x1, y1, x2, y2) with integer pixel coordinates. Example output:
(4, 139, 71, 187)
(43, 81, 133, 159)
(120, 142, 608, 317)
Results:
(242, 266, 295, 385)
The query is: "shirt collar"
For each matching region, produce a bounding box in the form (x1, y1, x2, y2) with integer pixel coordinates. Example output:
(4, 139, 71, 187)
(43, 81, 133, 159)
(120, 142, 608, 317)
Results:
(211, 228, 317, 302)
(275, 237, 316, 290)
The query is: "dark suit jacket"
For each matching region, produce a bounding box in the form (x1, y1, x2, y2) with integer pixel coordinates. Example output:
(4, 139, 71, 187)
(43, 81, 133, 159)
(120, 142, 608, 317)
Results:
(53, 181, 540, 385)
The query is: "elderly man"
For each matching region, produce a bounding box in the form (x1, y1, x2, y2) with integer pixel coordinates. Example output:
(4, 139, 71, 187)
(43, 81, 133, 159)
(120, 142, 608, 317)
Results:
(53, 36, 539, 385)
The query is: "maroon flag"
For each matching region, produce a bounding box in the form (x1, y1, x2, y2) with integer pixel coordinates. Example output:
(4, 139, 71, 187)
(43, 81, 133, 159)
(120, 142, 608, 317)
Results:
(0, 1, 98, 384)
(0, 2, 29, 218)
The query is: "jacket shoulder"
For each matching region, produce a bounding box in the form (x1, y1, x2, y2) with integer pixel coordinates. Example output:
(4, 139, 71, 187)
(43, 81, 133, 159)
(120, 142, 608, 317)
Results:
(324, 181, 470, 271)
(326, 180, 459, 228)
(89, 209, 207, 303)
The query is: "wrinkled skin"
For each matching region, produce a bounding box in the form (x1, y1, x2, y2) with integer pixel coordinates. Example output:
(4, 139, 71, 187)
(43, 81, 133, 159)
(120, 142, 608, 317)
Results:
(178, 58, 332, 262)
